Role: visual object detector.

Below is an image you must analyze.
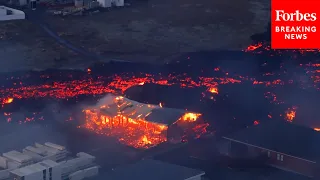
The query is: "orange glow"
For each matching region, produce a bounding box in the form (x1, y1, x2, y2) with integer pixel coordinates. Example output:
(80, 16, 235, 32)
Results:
(208, 87, 218, 94)
(314, 128, 320, 131)
(2, 97, 13, 107)
(181, 113, 201, 122)
(3, 97, 13, 104)
(244, 43, 263, 52)
(285, 106, 297, 122)
(82, 96, 205, 149)
(0, 59, 318, 134)
(83, 109, 168, 149)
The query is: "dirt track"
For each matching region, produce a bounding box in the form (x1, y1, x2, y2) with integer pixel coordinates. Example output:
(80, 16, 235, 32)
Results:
(0, 0, 270, 71)
(47, 0, 270, 62)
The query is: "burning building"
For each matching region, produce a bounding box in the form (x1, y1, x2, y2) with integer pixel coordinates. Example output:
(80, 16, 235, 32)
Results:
(83, 94, 205, 149)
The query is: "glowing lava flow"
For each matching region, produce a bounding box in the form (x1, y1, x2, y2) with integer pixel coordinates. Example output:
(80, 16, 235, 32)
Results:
(0, 46, 319, 137)
(244, 43, 320, 55)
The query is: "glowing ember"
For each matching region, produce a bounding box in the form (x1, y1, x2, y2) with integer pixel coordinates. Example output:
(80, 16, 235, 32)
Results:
(314, 128, 320, 131)
(181, 113, 201, 122)
(2, 97, 13, 106)
(244, 43, 263, 52)
(285, 106, 297, 122)
(83, 95, 205, 149)
(0, 54, 318, 142)
(208, 87, 218, 94)
(253, 120, 260, 125)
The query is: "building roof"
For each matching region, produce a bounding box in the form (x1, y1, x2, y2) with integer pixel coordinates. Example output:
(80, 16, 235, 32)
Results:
(3, 151, 32, 163)
(10, 163, 46, 177)
(39, 160, 59, 168)
(44, 142, 65, 151)
(224, 120, 320, 162)
(104, 159, 205, 180)
(10, 160, 59, 177)
(98, 94, 190, 125)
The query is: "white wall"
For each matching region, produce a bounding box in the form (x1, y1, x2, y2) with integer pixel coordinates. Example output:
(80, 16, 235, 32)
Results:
(25, 170, 42, 180)
(113, 0, 124, 6)
(97, 0, 112, 7)
(69, 166, 99, 180)
(0, 169, 10, 180)
(0, 157, 7, 169)
(52, 164, 62, 180)
(0, 6, 25, 21)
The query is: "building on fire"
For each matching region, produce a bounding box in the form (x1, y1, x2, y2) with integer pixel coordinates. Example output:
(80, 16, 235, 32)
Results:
(221, 120, 320, 178)
(0, 142, 99, 180)
(104, 159, 205, 180)
(84, 94, 204, 149)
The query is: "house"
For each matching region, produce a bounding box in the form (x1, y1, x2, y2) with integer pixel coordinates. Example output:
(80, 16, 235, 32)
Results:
(103, 159, 205, 180)
(84, 94, 203, 148)
(222, 120, 320, 178)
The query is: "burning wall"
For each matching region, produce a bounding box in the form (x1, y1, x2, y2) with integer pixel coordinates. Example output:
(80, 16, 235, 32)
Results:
(83, 94, 203, 149)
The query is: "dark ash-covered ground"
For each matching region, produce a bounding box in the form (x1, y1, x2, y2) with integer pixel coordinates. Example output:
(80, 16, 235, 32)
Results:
(0, 47, 319, 179)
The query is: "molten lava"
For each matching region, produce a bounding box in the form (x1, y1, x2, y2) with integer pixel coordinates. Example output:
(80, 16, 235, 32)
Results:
(0, 43, 319, 139)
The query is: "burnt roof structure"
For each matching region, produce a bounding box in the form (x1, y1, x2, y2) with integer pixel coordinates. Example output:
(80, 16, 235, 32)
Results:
(104, 159, 205, 180)
(97, 94, 197, 125)
(224, 120, 320, 162)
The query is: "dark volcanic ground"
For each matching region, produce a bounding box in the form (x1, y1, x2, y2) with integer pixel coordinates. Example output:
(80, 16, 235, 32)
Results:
(0, 46, 319, 179)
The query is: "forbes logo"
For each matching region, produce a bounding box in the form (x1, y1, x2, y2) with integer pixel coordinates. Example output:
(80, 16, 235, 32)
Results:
(275, 10, 317, 21)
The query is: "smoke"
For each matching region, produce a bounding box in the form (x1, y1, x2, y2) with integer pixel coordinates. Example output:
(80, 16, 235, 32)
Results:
(96, 93, 116, 108)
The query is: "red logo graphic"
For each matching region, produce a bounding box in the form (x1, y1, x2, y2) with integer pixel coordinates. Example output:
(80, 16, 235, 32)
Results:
(271, 0, 320, 49)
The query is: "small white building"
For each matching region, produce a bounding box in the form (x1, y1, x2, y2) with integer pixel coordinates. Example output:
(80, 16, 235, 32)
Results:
(10, 159, 61, 180)
(0, 6, 25, 21)
(0, 142, 98, 180)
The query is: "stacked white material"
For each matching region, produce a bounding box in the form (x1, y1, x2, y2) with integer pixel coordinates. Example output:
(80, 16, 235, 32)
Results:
(44, 142, 66, 151)
(24, 146, 47, 156)
(2, 151, 33, 166)
(21, 150, 43, 162)
(34, 143, 68, 162)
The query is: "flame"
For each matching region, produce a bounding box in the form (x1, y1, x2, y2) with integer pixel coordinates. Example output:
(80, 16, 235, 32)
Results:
(3, 98, 13, 104)
(253, 120, 260, 125)
(314, 128, 320, 132)
(0, 55, 318, 140)
(181, 113, 201, 122)
(208, 87, 218, 94)
(244, 43, 263, 52)
(285, 106, 297, 122)
(82, 97, 205, 149)
(159, 102, 163, 108)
